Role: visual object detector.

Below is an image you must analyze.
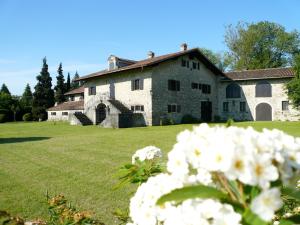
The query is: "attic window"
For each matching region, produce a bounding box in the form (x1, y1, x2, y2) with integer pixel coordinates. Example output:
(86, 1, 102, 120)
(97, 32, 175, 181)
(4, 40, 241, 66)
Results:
(181, 59, 186, 67)
(168, 80, 180, 91)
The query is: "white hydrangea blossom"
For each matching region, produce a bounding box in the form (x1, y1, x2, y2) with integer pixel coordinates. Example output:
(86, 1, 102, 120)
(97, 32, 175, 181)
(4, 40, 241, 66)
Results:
(127, 124, 300, 224)
(132, 146, 162, 164)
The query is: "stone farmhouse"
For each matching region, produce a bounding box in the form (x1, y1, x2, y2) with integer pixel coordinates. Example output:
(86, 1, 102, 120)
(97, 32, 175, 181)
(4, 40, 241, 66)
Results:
(47, 44, 300, 127)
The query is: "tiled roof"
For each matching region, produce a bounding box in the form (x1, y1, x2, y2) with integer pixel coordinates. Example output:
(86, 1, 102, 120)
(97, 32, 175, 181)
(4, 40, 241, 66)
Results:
(64, 86, 84, 95)
(76, 48, 224, 81)
(47, 100, 84, 111)
(224, 67, 295, 81)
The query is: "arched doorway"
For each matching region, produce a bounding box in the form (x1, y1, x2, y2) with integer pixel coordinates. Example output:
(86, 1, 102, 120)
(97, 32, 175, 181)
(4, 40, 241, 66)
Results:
(256, 103, 272, 121)
(96, 103, 106, 124)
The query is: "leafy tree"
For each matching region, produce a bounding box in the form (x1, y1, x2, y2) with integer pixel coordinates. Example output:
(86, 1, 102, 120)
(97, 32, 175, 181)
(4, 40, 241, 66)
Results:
(32, 57, 55, 120)
(20, 83, 33, 107)
(71, 71, 80, 90)
(54, 63, 66, 103)
(200, 48, 230, 72)
(0, 83, 11, 95)
(286, 54, 300, 108)
(66, 72, 71, 92)
(225, 21, 300, 70)
(0, 92, 12, 110)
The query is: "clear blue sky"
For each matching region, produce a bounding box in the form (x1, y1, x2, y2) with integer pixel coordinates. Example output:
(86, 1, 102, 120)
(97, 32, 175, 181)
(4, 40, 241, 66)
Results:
(0, 0, 299, 95)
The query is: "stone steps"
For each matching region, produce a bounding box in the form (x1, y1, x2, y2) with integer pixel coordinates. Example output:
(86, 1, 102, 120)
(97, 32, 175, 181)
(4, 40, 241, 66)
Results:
(74, 112, 93, 125)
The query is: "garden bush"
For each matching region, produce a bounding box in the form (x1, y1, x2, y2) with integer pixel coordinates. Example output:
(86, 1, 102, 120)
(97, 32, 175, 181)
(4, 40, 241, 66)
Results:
(22, 113, 32, 121)
(181, 114, 200, 124)
(0, 114, 7, 123)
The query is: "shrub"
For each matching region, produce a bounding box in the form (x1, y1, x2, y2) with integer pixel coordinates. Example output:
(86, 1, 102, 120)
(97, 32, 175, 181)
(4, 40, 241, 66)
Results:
(181, 114, 200, 124)
(0, 114, 7, 123)
(22, 113, 32, 121)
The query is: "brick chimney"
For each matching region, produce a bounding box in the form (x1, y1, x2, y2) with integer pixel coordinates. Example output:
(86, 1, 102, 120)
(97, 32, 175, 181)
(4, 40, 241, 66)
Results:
(147, 51, 155, 59)
(180, 43, 188, 51)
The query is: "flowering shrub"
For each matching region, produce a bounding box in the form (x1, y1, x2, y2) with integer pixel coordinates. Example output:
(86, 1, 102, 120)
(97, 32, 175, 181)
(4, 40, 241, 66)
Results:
(126, 124, 300, 225)
(131, 146, 162, 164)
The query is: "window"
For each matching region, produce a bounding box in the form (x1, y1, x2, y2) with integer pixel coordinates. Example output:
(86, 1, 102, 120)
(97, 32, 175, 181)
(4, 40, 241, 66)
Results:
(131, 105, 144, 112)
(282, 101, 289, 111)
(193, 62, 197, 69)
(240, 102, 246, 112)
(181, 59, 186, 67)
(89, 86, 96, 95)
(131, 79, 144, 91)
(168, 80, 180, 91)
(256, 81, 272, 97)
(187, 61, 190, 68)
(197, 63, 200, 70)
(70, 96, 75, 101)
(168, 104, 181, 113)
(51, 112, 56, 116)
(62, 112, 68, 116)
(223, 102, 229, 112)
(191, 83, 198, 89)
(226, 83, 241, 98)
(202, 84, 211, 94)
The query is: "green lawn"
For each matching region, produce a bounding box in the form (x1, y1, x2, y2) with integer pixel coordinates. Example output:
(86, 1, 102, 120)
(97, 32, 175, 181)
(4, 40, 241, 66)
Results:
(0, 121, 300, 224)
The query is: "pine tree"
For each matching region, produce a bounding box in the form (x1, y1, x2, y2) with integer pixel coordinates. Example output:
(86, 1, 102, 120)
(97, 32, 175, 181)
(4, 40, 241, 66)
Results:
(66, 72, 71, 92)
(71, 71, 80, 90)
(54, 63, 65, 103)
(32, 57, 55, 120)
(20, 83, 33, 107)
(0, 83, 11, 95)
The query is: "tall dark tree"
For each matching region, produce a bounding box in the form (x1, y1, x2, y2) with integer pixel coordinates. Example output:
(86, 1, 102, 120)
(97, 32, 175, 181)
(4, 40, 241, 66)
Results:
(54, 63, 66, 103)
(71, 71, 80, 90)
(20, 83, 33, 107)
(0, 83, 11, 95)
(225, 21, 300, 70)
(66, 72, 71, 92)
(32, 57, 55, 120)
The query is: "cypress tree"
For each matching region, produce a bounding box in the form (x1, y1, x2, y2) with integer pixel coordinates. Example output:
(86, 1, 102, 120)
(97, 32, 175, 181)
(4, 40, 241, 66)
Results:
(32, 57, 55, 120)
(54, 63, 65, 103)
(0, 83, 11, 95)
(71, 71, 80, 90)
(66, 72, 71, 92)
(20, 83, 33, 107)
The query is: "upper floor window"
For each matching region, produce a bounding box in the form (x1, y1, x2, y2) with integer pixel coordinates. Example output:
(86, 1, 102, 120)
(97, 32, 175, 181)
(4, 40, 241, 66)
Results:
(168, 80, 180, 91)
(226, 83, 241, 98)
(168, 104, 181, 113)
(191, 83, 199, 89)
(131, 105, 144, 112)
(255, 81, 272, 97)
(131, 79, 143, 91)
(62, 112, 68, 116)
(88, 86, 96, 95)
(202, 84, 211, 94)
(282, 101, 289, 111)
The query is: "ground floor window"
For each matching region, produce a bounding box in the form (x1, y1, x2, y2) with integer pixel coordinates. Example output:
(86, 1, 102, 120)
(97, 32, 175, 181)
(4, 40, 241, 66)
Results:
(282, 101, 289, 111)
(131, 105, 144, 112)
(240, 102, 246, 112)
(223, 102, 229, 112)
(62, 112, 68, 116)
(168, 104, 181, 113)
(51, 112, 56, 116)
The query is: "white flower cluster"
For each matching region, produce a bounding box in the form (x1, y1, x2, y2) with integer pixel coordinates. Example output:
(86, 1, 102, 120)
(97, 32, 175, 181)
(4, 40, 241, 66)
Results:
(127, 124, 300, 224)
(132, 146, 162, 164)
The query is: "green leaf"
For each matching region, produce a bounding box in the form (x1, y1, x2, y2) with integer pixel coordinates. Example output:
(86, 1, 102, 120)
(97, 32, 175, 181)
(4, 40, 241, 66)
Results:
(282, 186, 300, 200)
(242, 209, 268, 225)
(156, 184, 228, 205)
(279, 219, 294, 225)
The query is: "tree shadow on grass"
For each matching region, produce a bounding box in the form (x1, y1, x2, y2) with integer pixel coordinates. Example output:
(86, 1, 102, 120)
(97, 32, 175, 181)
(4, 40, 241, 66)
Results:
(0, 137, 51, 144)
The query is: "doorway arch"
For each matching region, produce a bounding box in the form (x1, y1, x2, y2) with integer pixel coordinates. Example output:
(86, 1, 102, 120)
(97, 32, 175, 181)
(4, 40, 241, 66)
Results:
(96, 103, 106, 124)
(256, 103, 272, 121)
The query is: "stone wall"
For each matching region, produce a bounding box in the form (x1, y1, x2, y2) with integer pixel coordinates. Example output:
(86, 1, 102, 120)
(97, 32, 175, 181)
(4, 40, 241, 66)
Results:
(84, 69, 153, 125)
(218, 78, 300, 121)
(47, 110, 84, 121)
(151, 55, 220, 125)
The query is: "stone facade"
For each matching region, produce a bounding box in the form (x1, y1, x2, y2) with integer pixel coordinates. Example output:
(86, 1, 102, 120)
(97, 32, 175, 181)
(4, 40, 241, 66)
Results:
(218, 78, 300, 121)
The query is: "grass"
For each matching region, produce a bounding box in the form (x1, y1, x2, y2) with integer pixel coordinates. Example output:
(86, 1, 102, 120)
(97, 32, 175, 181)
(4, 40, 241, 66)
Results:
(0, 121, 300, 224)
